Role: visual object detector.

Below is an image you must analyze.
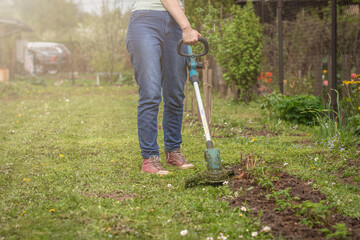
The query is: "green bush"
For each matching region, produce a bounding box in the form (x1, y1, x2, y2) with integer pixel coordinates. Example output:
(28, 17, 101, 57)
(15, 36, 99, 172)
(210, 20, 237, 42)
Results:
(260, 92, 284, 118)
(216, 2, 262, 104)
(276, 95, 323, 125)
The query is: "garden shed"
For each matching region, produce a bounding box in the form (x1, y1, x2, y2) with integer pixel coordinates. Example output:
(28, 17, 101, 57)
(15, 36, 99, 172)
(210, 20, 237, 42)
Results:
(0, 19, 32, 82)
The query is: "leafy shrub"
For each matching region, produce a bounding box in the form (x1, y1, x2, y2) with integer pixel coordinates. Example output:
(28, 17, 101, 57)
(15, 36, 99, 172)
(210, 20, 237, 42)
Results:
(276, 95, 323, 125)
(260, 92, 284, 118)
(216, 2, 262, 104)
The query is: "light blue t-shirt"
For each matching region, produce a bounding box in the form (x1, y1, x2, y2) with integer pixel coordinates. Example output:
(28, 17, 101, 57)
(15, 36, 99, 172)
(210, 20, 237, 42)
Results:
(132, 0, 184, 11)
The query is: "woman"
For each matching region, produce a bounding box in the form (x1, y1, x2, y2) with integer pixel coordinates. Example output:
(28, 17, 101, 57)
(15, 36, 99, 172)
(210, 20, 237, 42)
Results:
(126, 0, 201, 175)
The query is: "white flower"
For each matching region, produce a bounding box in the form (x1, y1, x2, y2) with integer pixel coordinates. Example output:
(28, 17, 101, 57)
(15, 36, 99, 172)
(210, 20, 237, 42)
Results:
(203, 188, 206, 191)
(262, 226, 271, 232)
(238, 235, 244, 238)
(251, 231, 258, 237)
(223, 181, 229, 185)
(206, 237, 214, 240)
(241, 206, 247, 212)
(283, 162, 288, 166)
(180, 230, 188, 236)
(167, 184, 172, 187)
(314, 157, 318, 161)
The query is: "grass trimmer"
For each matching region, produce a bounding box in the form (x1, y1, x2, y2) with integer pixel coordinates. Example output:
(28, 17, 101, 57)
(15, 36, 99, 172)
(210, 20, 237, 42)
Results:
(177, 37, 233, 188)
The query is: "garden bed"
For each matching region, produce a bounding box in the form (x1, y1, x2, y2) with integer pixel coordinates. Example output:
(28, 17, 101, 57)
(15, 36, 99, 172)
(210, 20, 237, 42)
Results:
(227, 167, 360, 239)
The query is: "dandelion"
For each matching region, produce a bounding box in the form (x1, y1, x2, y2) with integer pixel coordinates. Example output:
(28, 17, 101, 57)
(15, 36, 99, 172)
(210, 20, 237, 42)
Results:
(167, 184, 172, 188)
(262, 226, 271, 232)
(223, 181, 229, 185)
(311, 167, 316, 170)
(110, 159, 115, 162)
(180, 229, 188, 236)
(49, 209, 55, 213)
(18, 114, 22, 117)
(23, 178, 30, 182)
(241, 206, 247, 212)
(251, 231, 258, 237)
(323, 70, 327, 74)
(59, 154, 64, 157)
(250, 137, 257, 142)
(21, 211, 26, 216)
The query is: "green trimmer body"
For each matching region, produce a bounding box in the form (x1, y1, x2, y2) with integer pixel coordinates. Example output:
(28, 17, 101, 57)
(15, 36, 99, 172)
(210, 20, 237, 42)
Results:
(177, 38, 233, 187)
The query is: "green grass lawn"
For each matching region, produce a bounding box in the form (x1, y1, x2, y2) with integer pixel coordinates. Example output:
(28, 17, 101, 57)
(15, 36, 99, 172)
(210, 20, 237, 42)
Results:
(1, 80, 359, 239)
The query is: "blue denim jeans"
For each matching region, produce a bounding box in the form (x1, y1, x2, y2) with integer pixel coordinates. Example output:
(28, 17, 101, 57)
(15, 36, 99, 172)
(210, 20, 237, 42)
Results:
(126, 10, 188, 159)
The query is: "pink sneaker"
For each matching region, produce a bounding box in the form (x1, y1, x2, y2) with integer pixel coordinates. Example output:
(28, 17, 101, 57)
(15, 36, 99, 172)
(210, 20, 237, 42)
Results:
(165, 149, 194, 169)
(141, 156, 170, 175)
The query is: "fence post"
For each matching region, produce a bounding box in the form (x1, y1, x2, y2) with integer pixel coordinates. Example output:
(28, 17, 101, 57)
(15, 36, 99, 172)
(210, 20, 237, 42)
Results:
(277, 0, 284, 94)
(208, 69, 213, 126)
(330, 0, 338, 114)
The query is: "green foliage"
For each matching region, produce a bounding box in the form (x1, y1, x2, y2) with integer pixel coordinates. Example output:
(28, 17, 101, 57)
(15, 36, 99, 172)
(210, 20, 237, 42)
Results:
(266, 188, 300, 212)
(276, 95, 323, 125)
(341, 77, 360, 135)
(248, 165, 279, 190)
(215, 2, 262, 104)
(313, 91, 355, 146)
(260, 92, 284, 118)
(320, 223, 350, 240)
(184, 0, 233, 29)
(293, 200, 331, 228)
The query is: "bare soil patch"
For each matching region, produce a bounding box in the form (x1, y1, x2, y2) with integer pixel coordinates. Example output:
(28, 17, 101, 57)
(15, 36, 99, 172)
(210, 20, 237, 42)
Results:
(84, 191, 136, 201)
(227, 167, 360, 240)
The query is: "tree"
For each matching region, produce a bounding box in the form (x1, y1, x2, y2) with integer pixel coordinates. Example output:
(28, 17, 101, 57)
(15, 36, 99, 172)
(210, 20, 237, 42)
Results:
(77, 0, 130, 83)
(13, 0, 79, 41)
(216, 2, 262, 103)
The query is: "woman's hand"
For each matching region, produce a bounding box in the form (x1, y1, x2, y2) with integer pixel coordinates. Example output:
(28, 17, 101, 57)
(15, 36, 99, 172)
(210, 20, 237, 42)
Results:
(182, 26, 202, 45)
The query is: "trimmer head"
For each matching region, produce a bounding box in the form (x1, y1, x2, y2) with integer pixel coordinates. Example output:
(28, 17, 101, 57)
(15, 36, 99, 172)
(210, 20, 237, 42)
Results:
(185, 148, 233, 188)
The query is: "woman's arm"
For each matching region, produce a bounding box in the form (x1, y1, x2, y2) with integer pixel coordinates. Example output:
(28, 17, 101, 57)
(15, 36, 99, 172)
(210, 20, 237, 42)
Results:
(160, 0, 201, 45)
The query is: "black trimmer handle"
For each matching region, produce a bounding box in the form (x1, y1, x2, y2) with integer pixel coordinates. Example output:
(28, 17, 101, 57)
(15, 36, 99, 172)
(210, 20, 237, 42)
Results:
(177, 37, 209, 58)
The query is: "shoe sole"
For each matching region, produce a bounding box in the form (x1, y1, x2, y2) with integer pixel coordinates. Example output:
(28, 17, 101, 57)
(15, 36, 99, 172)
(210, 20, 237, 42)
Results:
(166, 163, 194, 169)
(141, 169, 170, 175)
